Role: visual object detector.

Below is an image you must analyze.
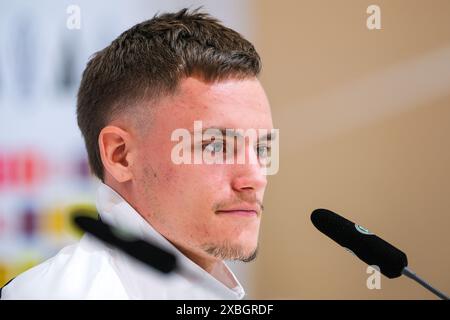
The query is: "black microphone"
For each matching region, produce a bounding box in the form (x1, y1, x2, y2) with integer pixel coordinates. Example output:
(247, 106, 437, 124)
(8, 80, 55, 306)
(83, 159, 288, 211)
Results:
(73, 214, 177, 274)
(311, 208, 449, 300)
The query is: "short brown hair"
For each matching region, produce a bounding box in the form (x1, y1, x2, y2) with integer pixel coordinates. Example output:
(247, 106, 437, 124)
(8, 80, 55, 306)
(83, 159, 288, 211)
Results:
(76, 8, 261, 181)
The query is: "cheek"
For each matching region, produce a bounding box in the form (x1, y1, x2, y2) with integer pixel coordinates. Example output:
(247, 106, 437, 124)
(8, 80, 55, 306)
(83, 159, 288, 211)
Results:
(166, 162, 227, 191)
(148, 163, 219, 216)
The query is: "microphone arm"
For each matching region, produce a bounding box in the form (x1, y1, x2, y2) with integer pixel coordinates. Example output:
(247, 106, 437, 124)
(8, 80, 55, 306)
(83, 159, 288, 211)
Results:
(401, 267, 449, 300)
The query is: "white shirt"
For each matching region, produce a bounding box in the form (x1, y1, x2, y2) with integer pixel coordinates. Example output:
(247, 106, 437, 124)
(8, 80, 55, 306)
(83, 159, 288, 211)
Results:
(1, 183, 245, 300)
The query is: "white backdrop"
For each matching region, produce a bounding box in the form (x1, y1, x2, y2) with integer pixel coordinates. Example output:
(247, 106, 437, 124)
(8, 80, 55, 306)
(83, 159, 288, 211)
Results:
(0, 0, 254, 293)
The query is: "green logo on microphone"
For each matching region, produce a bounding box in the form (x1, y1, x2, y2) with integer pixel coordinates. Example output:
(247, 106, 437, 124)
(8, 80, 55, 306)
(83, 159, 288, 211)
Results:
(355, 224, 373, 235)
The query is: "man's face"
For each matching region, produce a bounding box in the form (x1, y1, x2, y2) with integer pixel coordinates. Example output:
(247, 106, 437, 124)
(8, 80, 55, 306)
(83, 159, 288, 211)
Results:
(132, 77, 273, 264)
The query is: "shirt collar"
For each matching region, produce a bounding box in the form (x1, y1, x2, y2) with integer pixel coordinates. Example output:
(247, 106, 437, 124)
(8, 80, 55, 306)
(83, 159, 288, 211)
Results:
(95, 182, 245, 299)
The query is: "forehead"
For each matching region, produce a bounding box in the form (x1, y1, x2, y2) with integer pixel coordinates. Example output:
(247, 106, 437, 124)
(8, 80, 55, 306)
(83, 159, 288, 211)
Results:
(154, 77, 273, 131)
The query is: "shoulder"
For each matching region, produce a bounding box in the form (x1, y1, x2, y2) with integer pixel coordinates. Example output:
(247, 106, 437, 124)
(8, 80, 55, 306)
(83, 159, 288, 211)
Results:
(1, 235, 128, 299)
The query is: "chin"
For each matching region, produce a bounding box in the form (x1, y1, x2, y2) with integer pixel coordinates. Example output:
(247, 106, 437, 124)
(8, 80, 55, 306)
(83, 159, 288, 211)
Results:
(238, 244, 259, 262)
(201, 236, 259, 262)
(231, 237, 259, 257)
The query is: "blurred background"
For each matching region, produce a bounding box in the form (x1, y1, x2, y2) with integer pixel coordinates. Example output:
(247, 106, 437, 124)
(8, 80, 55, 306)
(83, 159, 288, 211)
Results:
(0, 0, 449, 299)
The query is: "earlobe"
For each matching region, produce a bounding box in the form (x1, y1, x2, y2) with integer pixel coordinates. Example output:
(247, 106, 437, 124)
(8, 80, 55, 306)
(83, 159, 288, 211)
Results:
(98, 126, 134, 183)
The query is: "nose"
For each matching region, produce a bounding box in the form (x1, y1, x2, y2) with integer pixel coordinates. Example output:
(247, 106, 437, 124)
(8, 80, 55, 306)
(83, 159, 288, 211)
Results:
(231, 146, 267, 194)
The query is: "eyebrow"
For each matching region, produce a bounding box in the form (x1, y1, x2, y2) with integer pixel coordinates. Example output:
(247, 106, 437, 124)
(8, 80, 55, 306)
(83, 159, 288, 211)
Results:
(189, 127, 276, 141)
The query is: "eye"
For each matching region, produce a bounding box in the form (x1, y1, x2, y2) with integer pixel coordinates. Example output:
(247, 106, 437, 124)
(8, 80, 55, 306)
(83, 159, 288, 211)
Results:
(203, 140, 225, 153)
(256, 144, 271, 158)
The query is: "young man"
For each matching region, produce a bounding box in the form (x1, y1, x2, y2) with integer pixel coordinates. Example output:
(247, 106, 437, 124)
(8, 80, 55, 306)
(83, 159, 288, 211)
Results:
(1, 8, 274, 299)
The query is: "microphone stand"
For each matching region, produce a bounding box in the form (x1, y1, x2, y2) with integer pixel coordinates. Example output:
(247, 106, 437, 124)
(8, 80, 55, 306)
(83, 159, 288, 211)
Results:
(402, 267, 449, 300)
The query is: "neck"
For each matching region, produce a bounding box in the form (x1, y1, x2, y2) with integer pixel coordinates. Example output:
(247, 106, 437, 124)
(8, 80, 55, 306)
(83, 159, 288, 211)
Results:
(175, 245, 238, 289)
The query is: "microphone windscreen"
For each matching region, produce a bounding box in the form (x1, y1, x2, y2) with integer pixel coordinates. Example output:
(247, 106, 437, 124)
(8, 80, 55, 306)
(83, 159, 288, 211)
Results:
(311, 208, 408, 278)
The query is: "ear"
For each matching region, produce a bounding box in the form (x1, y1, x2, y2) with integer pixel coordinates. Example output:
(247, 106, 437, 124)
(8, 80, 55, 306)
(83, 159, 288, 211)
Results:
(98, 125, 135, 183)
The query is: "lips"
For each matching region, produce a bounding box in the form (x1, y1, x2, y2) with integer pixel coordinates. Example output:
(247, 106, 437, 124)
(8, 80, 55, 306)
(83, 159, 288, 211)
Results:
(216, 209, 258, 217)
